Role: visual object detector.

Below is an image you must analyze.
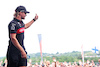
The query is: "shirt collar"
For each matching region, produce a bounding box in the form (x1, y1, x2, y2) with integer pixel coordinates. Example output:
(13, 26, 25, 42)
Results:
(14, 18, 22, 22)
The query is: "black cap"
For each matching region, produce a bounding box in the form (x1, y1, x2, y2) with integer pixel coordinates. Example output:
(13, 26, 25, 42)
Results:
(15, 6, 30, 13)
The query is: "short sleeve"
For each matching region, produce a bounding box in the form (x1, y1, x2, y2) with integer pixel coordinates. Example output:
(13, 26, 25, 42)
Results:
(9, 23, 17, 33)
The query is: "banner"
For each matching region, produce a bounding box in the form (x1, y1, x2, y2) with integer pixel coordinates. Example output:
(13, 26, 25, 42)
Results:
(38, 34, 43, 62)
(81, 45, 84, 66)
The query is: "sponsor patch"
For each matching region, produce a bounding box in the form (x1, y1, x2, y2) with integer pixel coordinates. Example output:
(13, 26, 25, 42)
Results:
(17, 27, 25, 34)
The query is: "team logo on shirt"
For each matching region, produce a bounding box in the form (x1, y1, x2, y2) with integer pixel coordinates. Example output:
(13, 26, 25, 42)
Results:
(11, 23, 16, 30)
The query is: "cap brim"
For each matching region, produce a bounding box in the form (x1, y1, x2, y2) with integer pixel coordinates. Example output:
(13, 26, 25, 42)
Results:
(25, 11, 30, 13)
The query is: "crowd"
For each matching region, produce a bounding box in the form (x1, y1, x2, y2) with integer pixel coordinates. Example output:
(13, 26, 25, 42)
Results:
(1, 58, 100, 67)
(27, 59, 100, 67)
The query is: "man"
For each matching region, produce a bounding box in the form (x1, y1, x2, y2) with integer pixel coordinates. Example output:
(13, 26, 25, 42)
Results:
(97, 59, 100, 66)
(7, 6, 38, 67)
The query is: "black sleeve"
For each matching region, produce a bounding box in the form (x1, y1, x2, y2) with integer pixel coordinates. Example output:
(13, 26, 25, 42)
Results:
(9, 22, 17, 33)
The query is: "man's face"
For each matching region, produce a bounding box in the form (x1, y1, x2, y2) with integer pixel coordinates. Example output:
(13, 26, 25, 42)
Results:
(20, 12, 26, 19)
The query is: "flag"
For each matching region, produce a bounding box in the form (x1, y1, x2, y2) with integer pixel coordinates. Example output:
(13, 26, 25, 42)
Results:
(81, 45, 84, 60)
(81, 45, 84, 66)
(38, 34, 43, 62)
(92, 46, 99, 54)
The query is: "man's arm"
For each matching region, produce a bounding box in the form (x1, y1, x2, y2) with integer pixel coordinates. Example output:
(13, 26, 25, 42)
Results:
(10, 33, 27, 58)
(25, 14, 38, 29)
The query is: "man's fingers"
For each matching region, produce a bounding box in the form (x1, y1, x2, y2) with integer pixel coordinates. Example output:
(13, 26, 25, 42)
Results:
(21, 55, 27, 59)
(35, 14, 38, 19)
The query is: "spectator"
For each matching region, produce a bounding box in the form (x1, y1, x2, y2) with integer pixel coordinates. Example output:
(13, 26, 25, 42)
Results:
(0, 61, 3, 67)
(91, 60, 95, 67)
(68, 62, 72, 67)
(46, 60, 51, 67)
(64, 61, 68, 66)
(79, 60, 82, 66)
(27, 59, 32, 67)
(60, 62, 66, 67)
(2, 59, 7, 67)
(33, 62, 39, 67)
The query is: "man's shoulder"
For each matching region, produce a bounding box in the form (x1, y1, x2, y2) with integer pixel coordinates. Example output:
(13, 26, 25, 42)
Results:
(10, 19, 18, 24)
(8, 19, 18, 26)
(8, 21, 19, 31)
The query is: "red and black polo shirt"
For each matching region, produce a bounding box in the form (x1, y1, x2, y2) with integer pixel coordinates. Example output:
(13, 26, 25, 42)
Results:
(8, 18, 26, 51)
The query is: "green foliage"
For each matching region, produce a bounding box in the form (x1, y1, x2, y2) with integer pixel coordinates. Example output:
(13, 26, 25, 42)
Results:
(1, 51, 100, 64)
(27, 51, 100, 64)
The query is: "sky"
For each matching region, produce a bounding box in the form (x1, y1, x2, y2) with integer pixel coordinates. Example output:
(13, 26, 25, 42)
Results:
(0, 0, 100, 57)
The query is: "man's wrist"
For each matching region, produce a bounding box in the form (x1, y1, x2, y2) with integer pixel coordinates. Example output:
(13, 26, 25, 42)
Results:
(33, 18, 36, 22)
